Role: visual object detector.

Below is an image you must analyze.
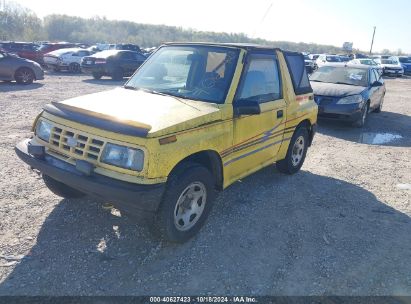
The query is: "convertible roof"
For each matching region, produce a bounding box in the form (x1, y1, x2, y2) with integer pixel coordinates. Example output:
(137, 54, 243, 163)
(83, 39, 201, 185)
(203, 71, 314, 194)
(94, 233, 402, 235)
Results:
(164, 42, 281, 52)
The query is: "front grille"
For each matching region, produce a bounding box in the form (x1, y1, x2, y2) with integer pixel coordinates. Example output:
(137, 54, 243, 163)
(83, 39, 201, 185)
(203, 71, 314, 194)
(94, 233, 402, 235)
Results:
(49, 126, 104, 162)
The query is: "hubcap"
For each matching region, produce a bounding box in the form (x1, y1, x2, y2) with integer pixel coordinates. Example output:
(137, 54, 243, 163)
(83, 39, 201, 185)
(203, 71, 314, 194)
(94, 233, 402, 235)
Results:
(174, 182, 207, 231)
(291, 136, 305, 167)
(18, 71, 31, 83)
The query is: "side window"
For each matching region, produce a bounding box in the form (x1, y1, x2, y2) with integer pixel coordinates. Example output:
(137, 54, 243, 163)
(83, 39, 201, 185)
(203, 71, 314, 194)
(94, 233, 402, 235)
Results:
(120, 52, 133, 60)
(373, 69, 381, 81)
(284, 51, 313, 95)
(369, 69, 377, 84)
(236, 54, 282, 104)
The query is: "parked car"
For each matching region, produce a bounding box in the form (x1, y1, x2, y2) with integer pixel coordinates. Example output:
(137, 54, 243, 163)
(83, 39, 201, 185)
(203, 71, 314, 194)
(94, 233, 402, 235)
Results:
(0, 42, 42, 63)
(0, 50, 44, 84)
(349, 58, 382, 74)
(396, 56, 411, 74)
(310, 64, 385, 127)
(315, 54, 343, 68)
(81, 50, 147, 80)
(15, 42, 317, 242)
(37, 43, 78, 65)
(115, 44, 141, 52)
(379, 58, 404, 77)
(304, 54, 317, 73)
(44, 48, 94, 73)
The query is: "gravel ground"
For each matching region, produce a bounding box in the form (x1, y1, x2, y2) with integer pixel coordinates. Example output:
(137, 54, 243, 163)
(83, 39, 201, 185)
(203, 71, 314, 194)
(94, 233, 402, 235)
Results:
(0, 72, 410, 296)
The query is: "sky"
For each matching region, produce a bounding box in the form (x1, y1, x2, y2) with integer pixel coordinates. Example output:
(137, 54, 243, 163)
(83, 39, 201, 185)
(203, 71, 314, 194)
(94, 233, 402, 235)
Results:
(11, 0, 411, 53)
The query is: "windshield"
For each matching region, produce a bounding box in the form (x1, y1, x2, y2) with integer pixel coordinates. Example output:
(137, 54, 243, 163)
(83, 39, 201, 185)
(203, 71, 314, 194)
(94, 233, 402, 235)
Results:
(326, 56, 342, 62)
(359, 59, 377, 65)
(125, 45, 239, 104)
(310, 66, 368, 87)
(381, 59, 397, 64)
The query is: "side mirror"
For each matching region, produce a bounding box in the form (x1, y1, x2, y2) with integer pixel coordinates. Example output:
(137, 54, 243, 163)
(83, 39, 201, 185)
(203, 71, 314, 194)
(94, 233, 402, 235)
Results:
(234, 100, 261, 116)
(372, 81, 383, 87)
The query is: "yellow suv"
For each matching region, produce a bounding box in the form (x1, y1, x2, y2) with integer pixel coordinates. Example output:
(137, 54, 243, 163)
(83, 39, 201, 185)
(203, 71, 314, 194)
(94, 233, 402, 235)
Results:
(15, 43, 318, 242)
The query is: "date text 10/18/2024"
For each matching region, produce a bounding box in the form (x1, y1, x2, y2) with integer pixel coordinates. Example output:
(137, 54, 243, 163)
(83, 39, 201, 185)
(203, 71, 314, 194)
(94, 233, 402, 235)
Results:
(149, 296, 258, 303)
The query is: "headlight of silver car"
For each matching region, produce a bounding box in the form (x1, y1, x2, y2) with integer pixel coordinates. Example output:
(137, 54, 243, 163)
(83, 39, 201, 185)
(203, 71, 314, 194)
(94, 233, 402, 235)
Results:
(336, 94, 363, 104)
(35, 120, 52, 142)
(101, 143, 144, 171)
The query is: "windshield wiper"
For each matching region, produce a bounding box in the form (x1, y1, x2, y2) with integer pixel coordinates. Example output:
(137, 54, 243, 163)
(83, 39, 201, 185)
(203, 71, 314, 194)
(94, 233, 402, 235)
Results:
(335, 82, 358, 86)
(137, 88, 201, 111)
(123, 85, 137, 90)
(310, 80, 324, 82)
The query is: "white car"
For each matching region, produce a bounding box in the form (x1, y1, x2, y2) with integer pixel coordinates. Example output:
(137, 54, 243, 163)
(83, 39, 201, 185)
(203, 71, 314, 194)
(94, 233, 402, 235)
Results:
(43, 48, 94, 72)
(349, 58, 382, 74)
(379, 57, 404, 77)
(315, 54, 344, 68)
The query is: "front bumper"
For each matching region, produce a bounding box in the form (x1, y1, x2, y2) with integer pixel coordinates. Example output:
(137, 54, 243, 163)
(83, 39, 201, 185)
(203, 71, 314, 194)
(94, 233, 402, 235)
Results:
(318, 103, 363, 122)
(15, 139, 165, 213)
(383, 69, 403, 76)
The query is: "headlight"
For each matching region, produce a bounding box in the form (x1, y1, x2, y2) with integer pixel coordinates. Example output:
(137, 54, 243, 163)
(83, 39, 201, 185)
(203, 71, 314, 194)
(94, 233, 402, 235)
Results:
(36, 120, 52, 142)
(336, 95, 363, 104)
(101, 143, 144, 171)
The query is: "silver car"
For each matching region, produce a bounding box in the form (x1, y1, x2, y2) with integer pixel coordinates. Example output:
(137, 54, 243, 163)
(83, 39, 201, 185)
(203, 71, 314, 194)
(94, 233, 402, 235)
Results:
(0, 51, 44, 84)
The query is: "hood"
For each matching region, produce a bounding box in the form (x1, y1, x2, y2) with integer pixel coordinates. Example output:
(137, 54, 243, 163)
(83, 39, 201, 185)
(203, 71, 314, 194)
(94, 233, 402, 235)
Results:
(381, 63, 401, 68)
(48, 87, 221, 137)
(311, 82, 366, 97)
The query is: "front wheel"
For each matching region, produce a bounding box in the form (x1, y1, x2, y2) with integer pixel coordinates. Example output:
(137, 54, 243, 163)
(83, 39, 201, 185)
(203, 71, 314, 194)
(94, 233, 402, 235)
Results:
(69, 62, 81, 73)
(92, 72, 102, 79)
(276, 127, 309, 174)
(111, 68, 123, 80)
(42, 175, 86, 199)
(154, 163, 215, 243)
(353, 103, 369, 128)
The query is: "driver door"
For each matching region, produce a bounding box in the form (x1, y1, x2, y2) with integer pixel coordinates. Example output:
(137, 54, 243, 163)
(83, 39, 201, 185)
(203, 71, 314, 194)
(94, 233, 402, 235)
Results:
(225, 52, 286, 181)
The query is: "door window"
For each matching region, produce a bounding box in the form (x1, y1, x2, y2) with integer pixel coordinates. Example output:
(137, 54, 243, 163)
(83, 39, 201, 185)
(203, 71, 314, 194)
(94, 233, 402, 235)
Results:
(236, 54, 281, 104)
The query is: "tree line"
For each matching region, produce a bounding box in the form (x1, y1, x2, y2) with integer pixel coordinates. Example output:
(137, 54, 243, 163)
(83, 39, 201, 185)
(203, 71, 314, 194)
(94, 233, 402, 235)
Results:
(0, 1, 403, 55)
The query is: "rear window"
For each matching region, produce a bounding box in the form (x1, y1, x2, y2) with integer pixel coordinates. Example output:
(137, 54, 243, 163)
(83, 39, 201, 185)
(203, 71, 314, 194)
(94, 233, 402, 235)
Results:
(283, 51, 313, 95)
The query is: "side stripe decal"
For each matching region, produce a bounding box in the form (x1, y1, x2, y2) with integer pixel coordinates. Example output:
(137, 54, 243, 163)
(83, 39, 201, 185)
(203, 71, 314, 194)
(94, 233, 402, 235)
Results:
(223, 137, 292, 167)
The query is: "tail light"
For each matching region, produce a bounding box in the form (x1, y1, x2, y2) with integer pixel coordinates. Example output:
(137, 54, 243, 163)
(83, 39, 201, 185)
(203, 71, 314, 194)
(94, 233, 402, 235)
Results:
(95, 58, 106, 64)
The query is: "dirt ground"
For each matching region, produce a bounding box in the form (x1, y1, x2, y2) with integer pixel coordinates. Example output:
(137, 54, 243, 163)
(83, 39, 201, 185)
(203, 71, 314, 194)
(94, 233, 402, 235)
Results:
(0, 72, 410, 296)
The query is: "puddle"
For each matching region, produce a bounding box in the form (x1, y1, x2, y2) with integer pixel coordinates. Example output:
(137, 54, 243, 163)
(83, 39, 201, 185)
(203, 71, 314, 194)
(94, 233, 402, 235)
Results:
(397, 184, 411, 190)
(358, 132, 403, 145)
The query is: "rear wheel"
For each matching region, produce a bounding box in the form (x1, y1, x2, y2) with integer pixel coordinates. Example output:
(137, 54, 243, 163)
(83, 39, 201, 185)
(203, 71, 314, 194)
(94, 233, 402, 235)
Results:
(374, 94, 384, 113)
(14, 68, 34, 84)
(92, 72, 102, 79)
(153, 163, 215, 243)
(276, 127, 309, 174)
(42, 175, 86, 199)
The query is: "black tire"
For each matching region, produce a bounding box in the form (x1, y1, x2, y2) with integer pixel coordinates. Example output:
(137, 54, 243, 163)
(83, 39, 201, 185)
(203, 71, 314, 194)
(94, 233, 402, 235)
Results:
(42, 174, 86, 199)
(92, 72, 102, 79)
(153, 163, 216, 243)
(276, 127, 309, 174)
(69, 62, 81, 73)
(374, 94, 384, 113)
(111, 67, 123, 80)
(14, 68, 34, 85)
(353, 102, 369, 128)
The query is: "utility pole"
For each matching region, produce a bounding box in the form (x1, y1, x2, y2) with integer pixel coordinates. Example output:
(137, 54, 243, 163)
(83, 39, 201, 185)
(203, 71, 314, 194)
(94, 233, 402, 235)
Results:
(369, 26, 376, 55)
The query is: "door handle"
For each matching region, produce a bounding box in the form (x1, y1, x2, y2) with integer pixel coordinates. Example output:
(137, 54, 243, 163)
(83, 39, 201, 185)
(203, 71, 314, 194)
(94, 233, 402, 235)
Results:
(277, 110, 283, 118)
